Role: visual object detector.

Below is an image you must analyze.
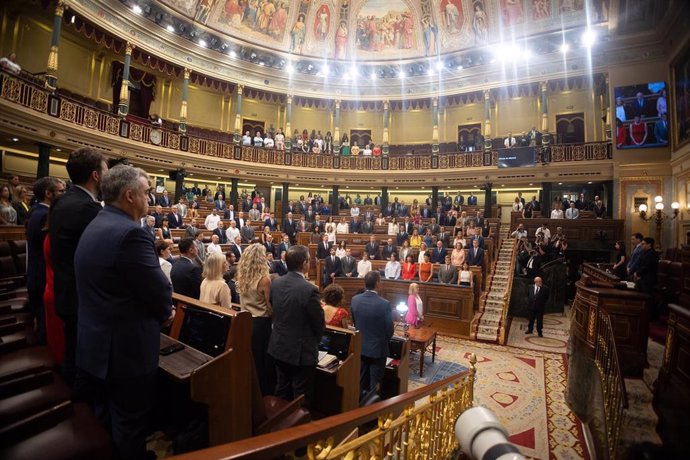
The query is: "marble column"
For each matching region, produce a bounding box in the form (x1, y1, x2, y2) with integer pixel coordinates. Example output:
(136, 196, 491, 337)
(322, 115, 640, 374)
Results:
(483, 89, 492, 151)
(540, 81, 551, 146)
(382, 100, 390, 154)
(282, 182, 289, 217)
(117, 43, 135, 117)
(331, 185, 339, 215)
(334, 99, 341, 151)
(483, 183, 492, 218)
(285, 94, 293, 150)
(381, 186, 388, 209)
(230, 178, 239, 211)
(233, 84, 244, 144)
(45, 1, 66, 91)
(431, 97, 439, 153)
(37, 143, 51, 179)
(179, 68, 190, 133)
(431, 186, 439, 212)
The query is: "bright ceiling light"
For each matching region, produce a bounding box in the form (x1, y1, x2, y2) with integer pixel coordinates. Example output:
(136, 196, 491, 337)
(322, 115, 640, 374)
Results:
(132, 5, 142, 14)
(166, 24, 175, 33)
(229, 50, 237, 58)
(582, 29, 597, 47)
(427, 68, 434, 76)
(398, 70, 405, 79)
(370, 72, 377, 80)
(285, 64, 294, 74)
(435, 61, 443, 71)
(560, 42, 570, 54)
(321, 67, 329, 77)
(198, 39, 207, 47)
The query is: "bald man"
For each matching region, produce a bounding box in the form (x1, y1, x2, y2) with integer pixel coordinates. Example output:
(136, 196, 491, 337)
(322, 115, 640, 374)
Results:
(526, 276, 549, 337)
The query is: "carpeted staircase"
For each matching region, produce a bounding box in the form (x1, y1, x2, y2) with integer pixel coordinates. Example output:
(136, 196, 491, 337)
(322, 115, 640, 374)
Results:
(471, 228, 515, 343)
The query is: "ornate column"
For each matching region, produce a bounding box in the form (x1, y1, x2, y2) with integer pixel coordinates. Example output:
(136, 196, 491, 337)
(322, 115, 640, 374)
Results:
(540, 81, 551, 145)
(333, 99, 341, 151)
(117, 43, 135, 117)
(431, 186, 439, 212)
(331, 185, 339, 215)
(282, 182, 290, 217)
(382, 100, 390, 154)
(381, 186, 388, 209)
(179, 68, 190, 133)
(284, 94, 293, 150)
(230, 178, 239, 211)
(483, 89, 492, 151)
(233, 84, 244, 144)
(483, 183, 492, 218)
(45, 1, 66, 91)
(37, 143, 51, 179)
(604, 75, 612, 140)
(431, 97, 440, 153)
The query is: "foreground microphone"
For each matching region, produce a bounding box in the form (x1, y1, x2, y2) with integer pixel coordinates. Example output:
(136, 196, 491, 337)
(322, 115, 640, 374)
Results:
(455, 407, 525, 460)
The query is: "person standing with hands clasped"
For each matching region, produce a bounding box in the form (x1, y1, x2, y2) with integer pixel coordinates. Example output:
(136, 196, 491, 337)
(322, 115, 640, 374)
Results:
(525, 276, 549, 337)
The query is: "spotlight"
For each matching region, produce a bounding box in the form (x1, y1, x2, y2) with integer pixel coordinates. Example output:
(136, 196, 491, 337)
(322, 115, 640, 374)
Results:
(435, 61, 444, 71)
(321, 67, 329, 77)
(166, 24, 175, 32)
(523, 48, 533, 59)
(11, 137, 19, 142)
(427, 68, 434, 76)
(285, 64, 294, 74)
(229, 50, 237, 58)
(560, 42, 570, 54)
(398, 70, 405, 79)
(132, 5, 142, 14)
(370, 72, 377, 80)
(70, 15, 76, 24)
(581, 29, 596, 47)
(306, 64, 314, 71)
(456, 65, 463, 70)
(198, 39, 207, 47)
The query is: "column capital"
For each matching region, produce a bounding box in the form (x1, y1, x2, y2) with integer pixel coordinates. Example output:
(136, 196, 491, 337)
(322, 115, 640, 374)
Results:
(183, 68, 191, 80)
(335, 99, 341, 109)
(55, 1, 67, 17)
(237, 84, 244, 94)
(125, 42, 135, 56)
(540, 81, 548, 93)
(431, 96, 438, 106)
(286, 94, 293, 104)
(484, 89, 491, 100)
(383, 100, 389, 110)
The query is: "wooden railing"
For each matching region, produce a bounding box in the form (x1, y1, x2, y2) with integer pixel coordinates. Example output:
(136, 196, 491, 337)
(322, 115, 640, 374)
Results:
(594, 308, 628, 459)
(499, 238, 519, 344)
(171, 355, 477, 460)
(0, 71, 612, 171)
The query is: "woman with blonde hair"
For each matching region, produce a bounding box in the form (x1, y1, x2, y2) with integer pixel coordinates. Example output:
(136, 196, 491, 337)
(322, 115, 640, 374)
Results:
(236, 243, 275, 396)
(406, 283, 424, 327)
(200, 252, 232, 308)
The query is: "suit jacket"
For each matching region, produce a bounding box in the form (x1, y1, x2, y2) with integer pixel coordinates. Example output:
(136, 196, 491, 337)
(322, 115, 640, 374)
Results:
(213, 227, 228, 244)
(75, 206, 172, 379)
(528, 284, 550, 312)
(467, 247, 484, 267)
(282, 219, 297, 238)
(271, 259, 288, 276)
(427, 223, 441, 235)
(317, 241, 333, 259)
(214, 199, 227, 211)
(157, 195, 171, 207)
(170, 256, 202, 299)
(340, 255, 357, 276)
(264, 217, 277, 231)
(383, 206, 394, 217)
(470, 235, 485, 249)
(147, 193, 157, 206)
(436, 232, 450, 248)
(49, 187, 103, 320)
(525, 255, 543, 278)
(350, 220, 362, 233)
(421, 207, 432, 218)
(431, 247, 447, 263)
(324, 255, 342, 283)
(278, 242, 290, 256)
(26, 204, 49, 289)
(224, 210, 236, 221)
(185, 226, 198, 239)
(635, 248, 658, 294)
(438, 264, 458, 284)
(396, 232, 409, 246)
(167, 212, 182, 229)
(240, 225, 256, 244)
(382, 244, 397, 260)
(351, 291, 393, 359)
(361, 221, 374, 234)
(467, 196, 477, 205)
(228, 243, 242, 261)
(268, 271, 324, 366)
(365, 242, 380, 259)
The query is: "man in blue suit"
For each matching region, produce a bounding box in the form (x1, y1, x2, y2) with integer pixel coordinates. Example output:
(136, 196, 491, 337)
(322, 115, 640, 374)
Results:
(75, 165, 173, 459)
(467, 239, 484, 267)
(351, 271, 394, 396)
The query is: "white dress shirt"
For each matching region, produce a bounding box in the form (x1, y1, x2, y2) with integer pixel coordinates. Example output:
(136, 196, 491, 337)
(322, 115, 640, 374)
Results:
(357, 260, 372, 278)
(385, 261, 401, 279)
(226, 227, 240, 242)
(204, 213, 221, 231)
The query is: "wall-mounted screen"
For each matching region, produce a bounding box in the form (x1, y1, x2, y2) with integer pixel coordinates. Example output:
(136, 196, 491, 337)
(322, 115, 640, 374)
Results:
(497, 146, 535, 168)
(614, 82, 668, 149)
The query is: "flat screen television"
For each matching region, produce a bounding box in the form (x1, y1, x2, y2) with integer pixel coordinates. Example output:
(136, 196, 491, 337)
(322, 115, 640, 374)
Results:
(178, 306, 232, 357)
(614, 81, 668, 149)
(497, 146, 536, 168)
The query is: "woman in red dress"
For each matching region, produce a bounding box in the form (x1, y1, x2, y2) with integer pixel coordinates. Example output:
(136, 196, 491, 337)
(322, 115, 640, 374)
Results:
(616, 118, 627, 148)
(43, 234, 64, 364)
(322, 284, 351, 328)
(401, 254, 417, 281)
(629, 115, 647, 146)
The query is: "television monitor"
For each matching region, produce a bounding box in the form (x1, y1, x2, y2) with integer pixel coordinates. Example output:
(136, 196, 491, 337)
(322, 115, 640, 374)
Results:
(614, 81, 668, 149)
(178, 306, 232, 357)
(319, 329, 351, 361)
(497, 146, 536, 168)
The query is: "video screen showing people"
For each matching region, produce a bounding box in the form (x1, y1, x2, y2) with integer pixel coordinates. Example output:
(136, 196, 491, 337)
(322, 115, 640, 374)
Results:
(614, 82, 668, 149)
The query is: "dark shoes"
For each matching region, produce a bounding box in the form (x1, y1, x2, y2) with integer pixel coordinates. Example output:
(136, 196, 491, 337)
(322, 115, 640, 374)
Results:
(525, 330, 533, 334)
(538, 332, 544, 337)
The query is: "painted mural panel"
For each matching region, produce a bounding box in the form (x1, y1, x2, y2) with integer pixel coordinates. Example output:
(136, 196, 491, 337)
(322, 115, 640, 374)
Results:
(206, 0, 292, 43)
(354, 0, 417, 54)
(160, 0, 200, 17)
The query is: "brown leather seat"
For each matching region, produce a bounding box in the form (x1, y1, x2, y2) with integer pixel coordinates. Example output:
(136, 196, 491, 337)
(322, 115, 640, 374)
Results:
(0, 402, 113, 460)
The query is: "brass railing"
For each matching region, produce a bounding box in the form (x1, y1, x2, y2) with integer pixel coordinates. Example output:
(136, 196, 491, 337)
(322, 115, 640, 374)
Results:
(172, 355, 477, 460)
(498, 237, 519, 344)
(594, 308, 628, 458)
(0, 71, 612, 171)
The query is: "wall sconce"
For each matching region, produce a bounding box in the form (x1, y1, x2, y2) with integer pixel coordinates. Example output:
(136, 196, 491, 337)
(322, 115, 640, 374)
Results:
(638, 196, 679, 250)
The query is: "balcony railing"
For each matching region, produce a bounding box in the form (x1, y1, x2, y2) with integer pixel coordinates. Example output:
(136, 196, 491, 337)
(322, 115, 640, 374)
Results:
(0, 71, 612, 171)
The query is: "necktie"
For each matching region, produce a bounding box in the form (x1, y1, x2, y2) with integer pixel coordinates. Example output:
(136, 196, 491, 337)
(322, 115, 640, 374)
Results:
(535, 286, 540, 295)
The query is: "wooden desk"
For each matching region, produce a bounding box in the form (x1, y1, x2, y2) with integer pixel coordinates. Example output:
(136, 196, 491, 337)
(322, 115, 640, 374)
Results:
(404, 327, 437, 377)
(313, 327, 361, 417)
(159, 334, 212, 383)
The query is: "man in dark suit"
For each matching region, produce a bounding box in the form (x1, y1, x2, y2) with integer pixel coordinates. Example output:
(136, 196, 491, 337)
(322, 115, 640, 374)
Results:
(427, 218, 440, 236)
(264, 213, 278, 231)
(150, 205, 165, 228)
(445, 212, 457, 228)
(268, 245, 324, 407)
(436, 227, 450, 248)
(278, 234, 291, 257)
(431, 240, 447, 263)
(170, 237, 202, 298)
(263, 234, 278, 258)
(213, 221, 228, 244)
(316, 234, 332, 259)
(167, 207, 183, 229)
(351, 271, 393, 395)
(361, 217, 374, 234)
(383, 204, 395, 217)
(438, 255, 458, 284)
(74, 165, 172, 459)
(365, 235, 380, 260)
(470, 233, 484, 249)
(350, 215, 362, 233)
(146, 187, 157, 207)
(524, 251, 542, 278)
(228, 236, 243, 261)
(214, 194, 227, 211)
(633, 237, 658, 297)
(271, 250, 288, 276)
(382, 238, 397, 260)
(396, 227, 409, 246)
(296, 217, 311, 233)
(526, 277, 549, 337)
(240, 223, 256, 244)
(627, 233, 644, 278)
(467, 239, 484, 267)
(467, 193, 477, 205)
(27, 177, 66, 344)
(283, 211, 297, 244)
(323, 246, 342, 286)
(224, 204, 236, 221)
(49, 147, 107, 386)
(157, 190, 171, 207)
(341, 249, 358, 278)
(421, 206, 431, 218)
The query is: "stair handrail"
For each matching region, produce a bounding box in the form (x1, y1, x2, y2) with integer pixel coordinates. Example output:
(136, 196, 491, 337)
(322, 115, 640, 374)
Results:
(499, 238, 519, 344)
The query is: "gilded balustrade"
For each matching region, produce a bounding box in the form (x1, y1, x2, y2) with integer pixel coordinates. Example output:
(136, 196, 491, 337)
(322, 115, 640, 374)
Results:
(0, 71, 612, 171)
(594, 309, 627, 458)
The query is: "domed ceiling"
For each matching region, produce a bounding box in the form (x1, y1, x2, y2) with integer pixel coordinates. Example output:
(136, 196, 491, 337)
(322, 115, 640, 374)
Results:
(159, 0, 608, 62)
